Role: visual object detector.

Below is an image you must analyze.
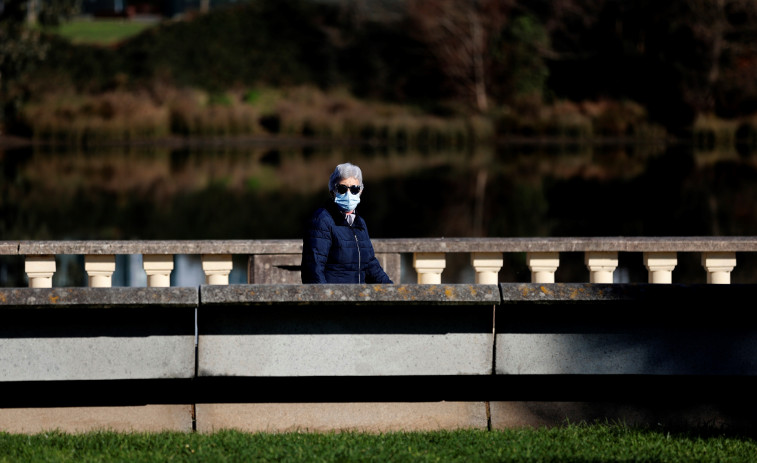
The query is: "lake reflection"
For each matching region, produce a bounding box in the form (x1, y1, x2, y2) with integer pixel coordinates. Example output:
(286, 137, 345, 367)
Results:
(2, 141, 756, 285)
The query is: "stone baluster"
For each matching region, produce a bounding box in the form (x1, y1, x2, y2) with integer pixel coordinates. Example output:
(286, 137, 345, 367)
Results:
(203, 254, 233, 285)
(526, 252, 560, 283)
(143, 254, 174, 287)
(85, 255, 116, 288)
(584, 251, 618, 283)
(413, 252, 446, 284)
(470, 252, 503, 284)
(701, 252, 736, 284)
(25, 255, 56, 288)
(643, 252, 677, 284)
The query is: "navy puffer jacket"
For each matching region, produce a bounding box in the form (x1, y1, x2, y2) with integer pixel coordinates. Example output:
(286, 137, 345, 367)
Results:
(301, 204, 393, 284)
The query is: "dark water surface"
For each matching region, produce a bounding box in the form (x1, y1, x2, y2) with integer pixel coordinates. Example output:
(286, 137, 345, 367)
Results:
(2, 141, 757, 285)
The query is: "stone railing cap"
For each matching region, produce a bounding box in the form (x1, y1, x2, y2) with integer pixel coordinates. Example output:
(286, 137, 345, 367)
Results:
(0, 287, 198, 308)
(201, 284, 500, 305)
(373, 237, 757, 253)
(12, 240, 303, 255)
(499, 282, 750, 302)
(0, 241, 20, 254)
(5, 237, 757, 256)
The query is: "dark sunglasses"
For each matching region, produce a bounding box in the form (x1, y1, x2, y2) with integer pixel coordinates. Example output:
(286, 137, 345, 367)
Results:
(335, 184, 362, 195)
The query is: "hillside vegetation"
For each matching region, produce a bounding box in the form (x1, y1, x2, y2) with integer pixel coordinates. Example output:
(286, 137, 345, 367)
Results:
(3, 0, 757, 148)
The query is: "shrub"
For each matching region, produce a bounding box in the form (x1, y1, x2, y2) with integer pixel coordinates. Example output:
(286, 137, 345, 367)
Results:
(21, 90, 170, 144)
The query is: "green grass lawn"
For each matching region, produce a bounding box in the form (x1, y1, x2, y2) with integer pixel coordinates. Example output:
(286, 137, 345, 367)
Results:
(1, 425, 756, 462)
(48, 18, 157, 45)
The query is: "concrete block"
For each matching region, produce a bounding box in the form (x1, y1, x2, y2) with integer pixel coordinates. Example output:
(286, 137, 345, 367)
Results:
(198, 284, 496, 377)
(0, 405, 193, 433)
(495, 333, 757, 375)
(0, 288, 197, 381)
(196, 402, 488, 433)
(1, 336, 196, 381)
(490, 401, 757, 431)
(496, 283, 757, 376)
(200, 332, 492, 377)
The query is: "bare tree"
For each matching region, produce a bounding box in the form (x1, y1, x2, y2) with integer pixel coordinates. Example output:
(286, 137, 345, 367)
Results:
(407, 0, 513, 112)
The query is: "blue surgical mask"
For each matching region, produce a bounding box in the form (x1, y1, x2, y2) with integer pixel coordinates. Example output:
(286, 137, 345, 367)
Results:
(334, 191, 360, 212)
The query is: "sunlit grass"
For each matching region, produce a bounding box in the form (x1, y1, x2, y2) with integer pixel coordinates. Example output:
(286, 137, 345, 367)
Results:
(0, 425, 755, 462)
(48, 18, 157, 45)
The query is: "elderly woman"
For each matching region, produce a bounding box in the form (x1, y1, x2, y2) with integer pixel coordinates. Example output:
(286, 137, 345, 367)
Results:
(301, 163, 393, 284)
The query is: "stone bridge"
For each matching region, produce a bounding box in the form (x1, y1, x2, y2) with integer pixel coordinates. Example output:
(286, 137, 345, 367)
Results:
(1, 238, 756, 433)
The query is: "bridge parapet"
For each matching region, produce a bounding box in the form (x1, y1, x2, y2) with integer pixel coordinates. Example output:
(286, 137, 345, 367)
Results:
(1, 283, 756, 433)
(3, 237, 757, 287)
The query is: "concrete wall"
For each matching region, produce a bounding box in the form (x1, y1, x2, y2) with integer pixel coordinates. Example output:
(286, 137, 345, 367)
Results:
(1, 284, 756, 433)
(0, 287, 197, 433)
(496, 283, 757, 375)
(1, 288, 197, 381)
(198, 284, 496, 377)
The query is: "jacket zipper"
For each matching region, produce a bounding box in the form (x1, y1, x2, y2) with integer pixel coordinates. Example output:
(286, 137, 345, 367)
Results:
(353, 229, 361, 284)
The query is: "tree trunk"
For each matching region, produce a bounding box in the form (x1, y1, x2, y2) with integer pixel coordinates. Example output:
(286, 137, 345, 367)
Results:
(470, 8, 488, 112)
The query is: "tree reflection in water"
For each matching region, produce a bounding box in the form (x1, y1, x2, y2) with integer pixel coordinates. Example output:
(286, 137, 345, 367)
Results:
(2, 141, 756, 286)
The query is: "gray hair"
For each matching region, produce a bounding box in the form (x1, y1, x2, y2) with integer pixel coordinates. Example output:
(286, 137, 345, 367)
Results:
(328, 162, 363, 192)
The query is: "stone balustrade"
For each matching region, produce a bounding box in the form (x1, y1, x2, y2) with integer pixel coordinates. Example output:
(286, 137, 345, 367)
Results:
(2, 237, 757, 288)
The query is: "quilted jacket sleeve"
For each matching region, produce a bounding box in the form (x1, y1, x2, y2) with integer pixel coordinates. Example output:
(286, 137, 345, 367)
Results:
(361, 220, 392, 284)
(301, 209, 332, 283)
(364, 255, 393, 284)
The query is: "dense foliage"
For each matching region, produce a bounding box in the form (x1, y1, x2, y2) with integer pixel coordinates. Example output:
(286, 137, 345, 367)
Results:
(3, 0, 757, 135)
(0, 0, 78, 129)
(29, 0, 446, 105)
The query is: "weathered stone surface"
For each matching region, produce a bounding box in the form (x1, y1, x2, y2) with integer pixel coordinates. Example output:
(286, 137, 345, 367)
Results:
(249, 254, 302, 284)
(499, 282, 747, 302)
(10, 236, 757, 257)
(0, 241, 19, 254)
(0, 405, 193, 433)
(16, 240, 302, 255)
(0, 287, 198, 308)
(196, 402, 488, 433)
(201, 283, 500, 305)
(373, 236, 757, 253)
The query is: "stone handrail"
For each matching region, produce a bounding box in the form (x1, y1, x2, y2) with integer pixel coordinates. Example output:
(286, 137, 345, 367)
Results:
(3, 237, 757, 287)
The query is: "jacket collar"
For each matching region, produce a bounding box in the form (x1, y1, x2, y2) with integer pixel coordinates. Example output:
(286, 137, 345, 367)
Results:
(328, 202, 363, 228)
